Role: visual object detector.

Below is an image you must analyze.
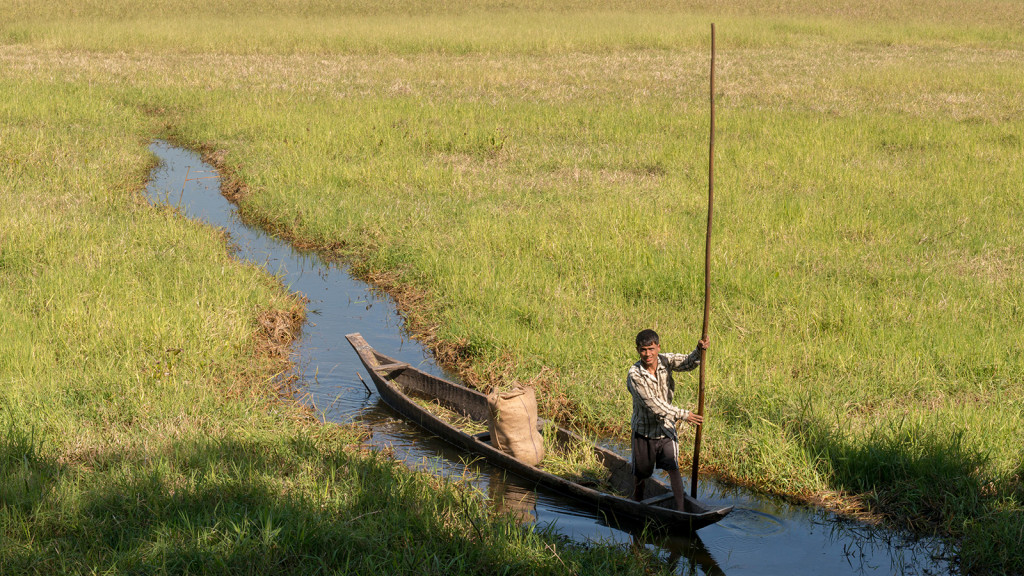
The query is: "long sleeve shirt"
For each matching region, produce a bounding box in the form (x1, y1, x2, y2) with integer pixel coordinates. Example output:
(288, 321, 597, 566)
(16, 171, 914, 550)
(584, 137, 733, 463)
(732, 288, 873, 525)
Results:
(626, 347, 701, 440)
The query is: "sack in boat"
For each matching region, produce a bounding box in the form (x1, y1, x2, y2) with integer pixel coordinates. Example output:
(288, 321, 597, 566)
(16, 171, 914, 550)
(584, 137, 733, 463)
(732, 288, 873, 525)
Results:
(487, 386, 545, 466)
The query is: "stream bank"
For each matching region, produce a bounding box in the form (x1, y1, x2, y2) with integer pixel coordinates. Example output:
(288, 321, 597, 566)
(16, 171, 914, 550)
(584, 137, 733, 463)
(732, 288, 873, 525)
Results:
(146, 140, 955, 576)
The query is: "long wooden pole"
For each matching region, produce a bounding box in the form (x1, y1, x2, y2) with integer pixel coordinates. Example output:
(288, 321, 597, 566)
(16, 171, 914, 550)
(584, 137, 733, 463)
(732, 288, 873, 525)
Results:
(690, 23, 715, 499)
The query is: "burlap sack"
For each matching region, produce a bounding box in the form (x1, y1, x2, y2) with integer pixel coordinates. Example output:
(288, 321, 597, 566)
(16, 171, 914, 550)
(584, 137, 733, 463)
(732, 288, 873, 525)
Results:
(487, 386, 545, 466)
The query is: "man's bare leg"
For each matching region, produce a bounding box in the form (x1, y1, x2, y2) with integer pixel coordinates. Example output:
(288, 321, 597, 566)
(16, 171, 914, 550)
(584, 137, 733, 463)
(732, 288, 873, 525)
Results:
(667, 468, 687, 512)
(632, 476, 645, 501)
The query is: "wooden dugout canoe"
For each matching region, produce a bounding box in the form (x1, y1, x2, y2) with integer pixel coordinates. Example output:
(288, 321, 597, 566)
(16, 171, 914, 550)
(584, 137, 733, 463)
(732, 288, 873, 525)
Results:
(345, 332, 732, 534)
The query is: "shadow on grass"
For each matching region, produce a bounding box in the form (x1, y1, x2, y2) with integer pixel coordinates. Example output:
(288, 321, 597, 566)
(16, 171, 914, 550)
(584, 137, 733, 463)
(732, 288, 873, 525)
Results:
(0, 431, 591, 575)
(790, 414, 1024, 574)
(792, 414, 989, 527)
(0, 415, 60, 517)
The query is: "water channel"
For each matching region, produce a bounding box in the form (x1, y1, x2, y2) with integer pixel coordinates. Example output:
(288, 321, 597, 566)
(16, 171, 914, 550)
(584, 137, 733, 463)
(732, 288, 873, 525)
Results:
(144, 141, 954, 575)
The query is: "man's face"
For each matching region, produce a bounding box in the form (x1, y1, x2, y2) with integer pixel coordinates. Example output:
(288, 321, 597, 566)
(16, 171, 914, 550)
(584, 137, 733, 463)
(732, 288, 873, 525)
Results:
(637, 341, 660, 371)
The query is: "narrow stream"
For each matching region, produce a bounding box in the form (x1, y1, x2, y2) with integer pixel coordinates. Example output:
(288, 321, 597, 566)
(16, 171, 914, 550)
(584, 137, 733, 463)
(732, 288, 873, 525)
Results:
(145, 141, 954, 575)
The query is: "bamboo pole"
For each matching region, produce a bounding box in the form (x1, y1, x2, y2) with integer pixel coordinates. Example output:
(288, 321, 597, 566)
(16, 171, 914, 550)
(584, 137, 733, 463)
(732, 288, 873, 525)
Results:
(690, 23, 715, 499)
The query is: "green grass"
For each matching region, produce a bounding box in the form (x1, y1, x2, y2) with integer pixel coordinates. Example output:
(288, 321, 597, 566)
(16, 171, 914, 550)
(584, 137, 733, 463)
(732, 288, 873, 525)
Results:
(539, 424, 614, 492)
(0, 31, 667, 576)
(3, 0, 1023, 573)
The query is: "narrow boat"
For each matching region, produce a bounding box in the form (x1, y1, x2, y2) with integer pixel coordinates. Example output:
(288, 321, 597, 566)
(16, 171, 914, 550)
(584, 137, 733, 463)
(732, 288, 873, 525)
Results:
(346, 332, 733, 533)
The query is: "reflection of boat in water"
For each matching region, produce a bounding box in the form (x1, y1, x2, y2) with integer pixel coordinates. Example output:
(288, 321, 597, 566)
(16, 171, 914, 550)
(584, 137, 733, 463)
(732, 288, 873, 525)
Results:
(631, 530, 726, 576)
(346, 333, 732, 534)
(486, 470, 537, 525)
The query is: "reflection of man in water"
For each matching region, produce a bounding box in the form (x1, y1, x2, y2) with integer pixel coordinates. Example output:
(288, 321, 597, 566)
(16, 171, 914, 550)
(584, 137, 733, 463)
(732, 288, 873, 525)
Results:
(626, 329, 706, 512)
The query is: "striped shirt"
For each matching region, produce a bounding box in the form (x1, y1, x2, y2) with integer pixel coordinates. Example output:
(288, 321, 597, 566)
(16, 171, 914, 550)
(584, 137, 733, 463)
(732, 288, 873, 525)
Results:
(626, 348, 701, 440)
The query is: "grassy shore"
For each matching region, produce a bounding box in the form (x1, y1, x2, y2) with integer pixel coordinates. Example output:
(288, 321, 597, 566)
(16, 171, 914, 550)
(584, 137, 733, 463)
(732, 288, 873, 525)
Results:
(0, 7, 676, 576)
(3, 0, 1023, 573)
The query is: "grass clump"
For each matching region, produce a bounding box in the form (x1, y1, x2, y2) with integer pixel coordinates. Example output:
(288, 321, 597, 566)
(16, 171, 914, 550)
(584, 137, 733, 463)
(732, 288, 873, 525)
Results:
(411, 395, 490, 436)
(539, 424, 614, 493)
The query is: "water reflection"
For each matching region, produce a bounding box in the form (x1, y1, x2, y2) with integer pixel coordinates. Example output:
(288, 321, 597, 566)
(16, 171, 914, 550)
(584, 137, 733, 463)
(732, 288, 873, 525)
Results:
(487, 470, 538, 524)
(631, 532, 726, 576)
(144, 140, 954, 576)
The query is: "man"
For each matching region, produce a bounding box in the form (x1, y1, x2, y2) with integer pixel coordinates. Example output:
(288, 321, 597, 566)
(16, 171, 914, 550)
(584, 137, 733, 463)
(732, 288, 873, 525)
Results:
(626, 328, 707, 512)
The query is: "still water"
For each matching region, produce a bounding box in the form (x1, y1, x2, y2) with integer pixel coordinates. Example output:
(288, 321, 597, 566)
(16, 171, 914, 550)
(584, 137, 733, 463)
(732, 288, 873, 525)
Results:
(144, 141, 954, 575)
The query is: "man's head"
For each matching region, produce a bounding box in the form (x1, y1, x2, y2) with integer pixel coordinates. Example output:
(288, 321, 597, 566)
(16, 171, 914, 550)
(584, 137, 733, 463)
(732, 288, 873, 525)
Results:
(635, 329, 659, 349)
(635, 329, 661, 371)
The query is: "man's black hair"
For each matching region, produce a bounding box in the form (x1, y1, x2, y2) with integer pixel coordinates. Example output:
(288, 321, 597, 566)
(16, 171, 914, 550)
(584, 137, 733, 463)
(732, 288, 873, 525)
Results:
(635, 329, 659, 348)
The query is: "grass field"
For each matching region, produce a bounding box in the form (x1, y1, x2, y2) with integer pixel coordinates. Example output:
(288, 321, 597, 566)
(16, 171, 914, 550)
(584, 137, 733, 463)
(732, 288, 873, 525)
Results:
(2, 1, 1022, 573)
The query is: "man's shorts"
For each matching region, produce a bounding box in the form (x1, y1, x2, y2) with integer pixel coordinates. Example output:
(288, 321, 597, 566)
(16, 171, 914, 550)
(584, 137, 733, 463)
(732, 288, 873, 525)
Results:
(631, 432, 679, 479)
